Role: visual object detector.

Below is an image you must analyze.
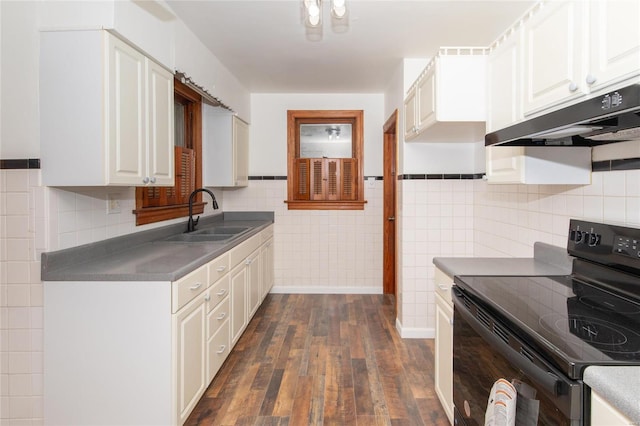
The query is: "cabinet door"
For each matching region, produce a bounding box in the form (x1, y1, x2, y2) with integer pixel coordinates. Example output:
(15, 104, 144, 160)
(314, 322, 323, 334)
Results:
(261, 238, 274, 300)
(589, 0, 640, 92)
(247, 250, 262, 317)
(487, 30, 522, 133)
(146, 59, 174, 186)
(207, 298, 230, 382)
(522, 1, 587, 116)
(485, 146, 524, 183)
(230, 264, 247, 345)
(404, 87, 417, 140)
(233, 116, 249, 187)
(434, 294, 454, 424)
(416, 68, 436, 132)
(107, 34, 147, 185)
(174, 293, 207, 425)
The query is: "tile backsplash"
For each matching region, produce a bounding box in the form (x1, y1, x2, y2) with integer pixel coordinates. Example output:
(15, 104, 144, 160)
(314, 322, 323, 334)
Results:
(2, 164, 640, 423)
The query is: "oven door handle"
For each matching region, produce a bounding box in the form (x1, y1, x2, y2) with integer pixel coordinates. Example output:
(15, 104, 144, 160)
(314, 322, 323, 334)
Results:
(453, 292, 563, 397)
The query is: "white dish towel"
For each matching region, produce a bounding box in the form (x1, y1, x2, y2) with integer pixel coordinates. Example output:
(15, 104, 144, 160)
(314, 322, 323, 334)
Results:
(485, 378, 517, 426)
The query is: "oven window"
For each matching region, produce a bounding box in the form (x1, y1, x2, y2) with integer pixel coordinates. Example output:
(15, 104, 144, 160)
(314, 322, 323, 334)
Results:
(453, 306, 575, 425)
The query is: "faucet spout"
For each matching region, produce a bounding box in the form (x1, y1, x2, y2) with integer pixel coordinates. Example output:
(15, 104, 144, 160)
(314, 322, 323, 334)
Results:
(186, 188, 219, 233)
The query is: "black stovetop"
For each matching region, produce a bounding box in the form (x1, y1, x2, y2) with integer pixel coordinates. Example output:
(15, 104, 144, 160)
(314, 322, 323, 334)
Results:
(453, 219, 640, 379)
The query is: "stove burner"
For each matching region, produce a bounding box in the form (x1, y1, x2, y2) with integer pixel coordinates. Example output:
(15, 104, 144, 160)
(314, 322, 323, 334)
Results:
(539, 313, 640, 355)
(578, 296, 640, 315)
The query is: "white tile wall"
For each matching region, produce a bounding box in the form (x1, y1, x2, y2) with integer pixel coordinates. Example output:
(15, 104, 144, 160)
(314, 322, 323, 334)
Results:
(1, 169, 43, 424)
(2, 165, 639, 423)
(397, 179, 474, 337)
(222, 180, 384, 293)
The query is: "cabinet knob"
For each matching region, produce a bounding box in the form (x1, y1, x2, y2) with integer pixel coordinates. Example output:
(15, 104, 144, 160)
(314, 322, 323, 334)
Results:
(586, 74, 597, 85)
(568, 82, 579, 92)
(142, 177, 150, 184)
(149, 177, 156, 184)
(204, 293, 211, 302)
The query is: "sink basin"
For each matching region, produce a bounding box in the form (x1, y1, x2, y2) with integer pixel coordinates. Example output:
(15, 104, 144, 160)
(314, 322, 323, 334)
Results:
(193, 226, 250, 236)
(163, 234, 232, 243)
(162, 226, 251, 243)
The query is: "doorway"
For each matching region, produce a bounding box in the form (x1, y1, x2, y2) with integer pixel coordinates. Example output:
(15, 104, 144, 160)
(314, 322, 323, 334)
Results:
(382, 110, 398, 302)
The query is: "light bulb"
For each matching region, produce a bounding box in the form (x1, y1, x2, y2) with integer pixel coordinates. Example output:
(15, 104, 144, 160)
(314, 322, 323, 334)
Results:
(308, 3, 320, 17)
(309, 13, 320, 26)
(331, 0, 346, 18)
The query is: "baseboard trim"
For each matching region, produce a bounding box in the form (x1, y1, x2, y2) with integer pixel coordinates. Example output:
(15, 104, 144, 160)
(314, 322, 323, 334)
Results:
(395, 317, 435, 339)
(270, 285, 382, 294)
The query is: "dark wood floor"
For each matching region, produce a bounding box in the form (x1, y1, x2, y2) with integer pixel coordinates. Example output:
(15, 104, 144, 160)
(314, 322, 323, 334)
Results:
(186, 294, 449, 426)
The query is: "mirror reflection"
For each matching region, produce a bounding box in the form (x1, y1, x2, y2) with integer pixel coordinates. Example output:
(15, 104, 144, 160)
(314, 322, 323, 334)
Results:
(299, 123, 352, 158)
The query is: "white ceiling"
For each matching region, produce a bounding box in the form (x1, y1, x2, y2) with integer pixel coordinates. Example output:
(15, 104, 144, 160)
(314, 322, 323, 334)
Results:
(166, 0, 535, 93)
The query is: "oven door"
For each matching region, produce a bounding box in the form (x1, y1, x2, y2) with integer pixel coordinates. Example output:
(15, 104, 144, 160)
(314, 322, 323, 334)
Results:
(452, 287, 583, 426)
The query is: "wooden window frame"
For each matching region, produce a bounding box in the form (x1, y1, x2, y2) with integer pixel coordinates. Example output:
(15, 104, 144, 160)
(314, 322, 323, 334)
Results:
(285, 110, 366, 210)
(133, 79, 205, 225)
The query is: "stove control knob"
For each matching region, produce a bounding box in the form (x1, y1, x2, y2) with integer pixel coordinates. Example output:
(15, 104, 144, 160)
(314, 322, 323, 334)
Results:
(588, 233, 601, 247)
(571, 229, 585, 244)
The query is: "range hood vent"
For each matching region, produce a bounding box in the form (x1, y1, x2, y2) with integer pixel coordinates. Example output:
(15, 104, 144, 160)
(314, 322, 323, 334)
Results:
(486, 84, 640, 147)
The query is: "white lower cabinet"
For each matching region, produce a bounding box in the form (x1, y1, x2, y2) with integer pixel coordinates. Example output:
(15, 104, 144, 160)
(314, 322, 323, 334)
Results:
(434, 267, 454, 425)
(174, 291, 208, 425)
(44, 224, 274, 426)
(230, 262, 248, 345)
(591, 390, 634, 425)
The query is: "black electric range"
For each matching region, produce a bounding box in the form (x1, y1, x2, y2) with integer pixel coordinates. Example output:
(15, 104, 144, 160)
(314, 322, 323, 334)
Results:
(452, 220, 640, 425)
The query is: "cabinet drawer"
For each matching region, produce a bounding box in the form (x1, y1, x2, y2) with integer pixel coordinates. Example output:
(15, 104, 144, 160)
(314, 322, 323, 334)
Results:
(208, 297, 230, 338)
(207, 319, 230, 382)
(208, 275, 230, 312)
(434, 267, 453, 307)
(172, 265, 208, 313)
(229, 235, 261, 268)
(208, 253, 229, 285)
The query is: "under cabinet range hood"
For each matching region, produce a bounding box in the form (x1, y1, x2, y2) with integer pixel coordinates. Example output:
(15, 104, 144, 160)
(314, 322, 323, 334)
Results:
(486, 84, 640, 147)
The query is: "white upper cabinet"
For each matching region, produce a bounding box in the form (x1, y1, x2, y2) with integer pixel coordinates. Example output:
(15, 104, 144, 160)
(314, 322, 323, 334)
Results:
(521, 0, 640, 118)
(202, 104, 249, 187)
(522, 1, 588, 116)
(40, 30, 174, 187)
(588, 0, 640, 92)
(487, 27, 523, 133)
(404, 49, 487, 143)
(485, 146, 591, 184)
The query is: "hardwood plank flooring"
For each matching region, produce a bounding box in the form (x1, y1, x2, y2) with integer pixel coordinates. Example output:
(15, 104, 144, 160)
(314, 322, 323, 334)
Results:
(186, 294, 449, 426)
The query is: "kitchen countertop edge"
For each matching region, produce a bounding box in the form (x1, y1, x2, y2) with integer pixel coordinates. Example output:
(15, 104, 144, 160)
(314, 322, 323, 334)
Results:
(433, 242, 573, 278)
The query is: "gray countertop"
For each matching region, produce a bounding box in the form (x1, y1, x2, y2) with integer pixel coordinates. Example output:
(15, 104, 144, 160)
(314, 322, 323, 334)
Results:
(584, 366, 640, 423)
(41, 211, 274, 282)
(433, 242, 574, 278)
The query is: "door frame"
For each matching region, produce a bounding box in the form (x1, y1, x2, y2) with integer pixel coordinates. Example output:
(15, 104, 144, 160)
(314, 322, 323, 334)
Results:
(382, 110, 398, 304)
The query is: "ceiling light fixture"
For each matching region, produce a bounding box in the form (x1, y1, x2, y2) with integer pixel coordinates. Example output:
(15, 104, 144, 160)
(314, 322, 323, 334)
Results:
(302, 0, 348, 38)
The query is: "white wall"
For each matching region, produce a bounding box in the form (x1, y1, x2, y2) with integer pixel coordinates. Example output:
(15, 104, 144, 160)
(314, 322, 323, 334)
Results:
(249, 93, 385, 176)
(0, 1, 40, 159)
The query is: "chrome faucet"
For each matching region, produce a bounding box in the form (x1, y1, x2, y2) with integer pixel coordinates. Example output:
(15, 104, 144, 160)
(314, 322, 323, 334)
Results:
(186, 188, 219, 233)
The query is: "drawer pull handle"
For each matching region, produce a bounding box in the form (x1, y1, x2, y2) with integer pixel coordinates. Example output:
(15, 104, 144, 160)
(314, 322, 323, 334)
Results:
(217, 312, 227, 320)
(216, 266, 226, 272)
(189, 282, 202, 291)
(437, 284, 449, 291)
(216, 345, 226, 354)
(216, 289, 227, 296)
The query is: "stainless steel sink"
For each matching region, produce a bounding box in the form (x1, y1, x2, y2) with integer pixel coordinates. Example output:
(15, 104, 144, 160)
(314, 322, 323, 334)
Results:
(193, 226, 250, 236)
(162, 226, 251, 243)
